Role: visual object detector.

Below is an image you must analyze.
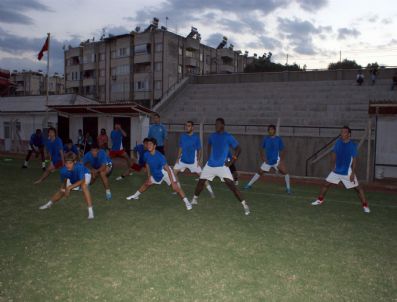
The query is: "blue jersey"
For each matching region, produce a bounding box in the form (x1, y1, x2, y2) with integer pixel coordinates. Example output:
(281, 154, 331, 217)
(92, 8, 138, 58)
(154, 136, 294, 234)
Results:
(63, 144, 79, 155)
(111, 130, 124, 151)
(332, 139, 358, 175)
(148, 124, 167, 147)
(262, 136, 284, 165)
(208, 132, 238, 167)
(60, 162, 89, 184)
(45, 137, 63, 164)
(144, 151, 167, 182)
(83, 149, 112, 169)
(179, 133, 201, 164)
(30, 133, 43, 146)
(133, 144, 147, 166)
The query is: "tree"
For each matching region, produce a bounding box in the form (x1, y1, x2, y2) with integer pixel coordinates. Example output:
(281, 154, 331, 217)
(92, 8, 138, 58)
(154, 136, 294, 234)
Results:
(328, 59, 362, 70)
(244, 52, 302, 73)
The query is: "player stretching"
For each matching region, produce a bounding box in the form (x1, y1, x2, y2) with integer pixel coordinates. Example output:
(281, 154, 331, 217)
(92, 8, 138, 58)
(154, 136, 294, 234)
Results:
(191, 118, 250, 215)
(116, 138, 149, 181)
(22, 129, 46, 170)
(109, 123, 131, 176)
(244, 124, 291, 193)
(34, 127, 64, 184)
(311, 126, 370, 213)
(173, 121, 214, 198)
(83, 142, 113, 200)
(39, 155, 94, 219)
(126, 138, 192, 211)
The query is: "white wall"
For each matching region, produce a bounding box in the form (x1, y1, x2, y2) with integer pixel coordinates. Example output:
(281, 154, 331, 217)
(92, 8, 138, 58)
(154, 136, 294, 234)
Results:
(69, 116, 83, 144)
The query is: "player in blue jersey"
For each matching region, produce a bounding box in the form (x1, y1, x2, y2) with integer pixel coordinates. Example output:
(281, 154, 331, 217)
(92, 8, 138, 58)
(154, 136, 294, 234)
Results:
(39, 154, 94, 219)
(191, 118, 250, 215)
(63, 138, 79, 159)
(148, 113, 167, 155)
(116, 138, 149, 181)
(244, 124, 291, 193)
(83, 142, 113, 200)
(311, 126, 370, 213)
(34, 127, 64, 184)
(109, 123, 131, 175)
(22, 129, 46, 170)
(173, 121, 215, 197)
(126, 138, 192, 210)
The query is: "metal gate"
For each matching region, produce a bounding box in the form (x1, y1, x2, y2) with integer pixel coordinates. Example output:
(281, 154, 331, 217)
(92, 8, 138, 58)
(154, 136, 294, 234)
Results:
(375, 116, 397, 178)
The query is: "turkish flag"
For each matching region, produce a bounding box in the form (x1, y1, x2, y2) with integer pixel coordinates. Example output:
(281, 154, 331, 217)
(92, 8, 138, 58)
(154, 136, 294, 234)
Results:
(37, 36, 49, 61)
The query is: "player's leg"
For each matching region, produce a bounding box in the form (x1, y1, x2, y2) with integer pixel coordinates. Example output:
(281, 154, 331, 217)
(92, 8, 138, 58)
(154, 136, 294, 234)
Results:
(39, 189, 65, 209)
(81, 180, 94, 219)
(23, 149, 34, 168)
(311, 181, 333, 205)
(277, 162, 291, 194)
(100, 168, 112, 200)
(168, 173, 192, 210)
(353, 186, 370, 213)
(39, 146, 46, 170)
(126, 178, 153, 200)
(224, 178, 250, 215)
(245, 167, 265, 189)
(34, 163, 55, 184)
(191, 179, 207, 204)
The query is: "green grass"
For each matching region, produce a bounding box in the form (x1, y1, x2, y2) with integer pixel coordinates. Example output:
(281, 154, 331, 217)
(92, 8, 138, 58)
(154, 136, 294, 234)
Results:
(0, 158, 396, 302)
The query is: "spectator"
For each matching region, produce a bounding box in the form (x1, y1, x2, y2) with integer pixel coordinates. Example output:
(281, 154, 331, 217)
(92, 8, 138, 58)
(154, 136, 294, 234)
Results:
(391, 72, 397, 91)
(76, 129, 84, 152)
(356, 70, 364, 86)
(84, 131, 93, 154)
(97, 128, 109, 150)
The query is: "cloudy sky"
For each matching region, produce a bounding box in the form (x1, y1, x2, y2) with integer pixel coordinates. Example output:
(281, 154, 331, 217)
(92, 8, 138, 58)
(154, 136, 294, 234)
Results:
(0, 0, 396, 74)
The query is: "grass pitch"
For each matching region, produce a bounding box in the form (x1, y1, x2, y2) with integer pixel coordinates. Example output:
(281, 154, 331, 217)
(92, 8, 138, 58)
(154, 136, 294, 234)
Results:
(0, 158, 396, 301)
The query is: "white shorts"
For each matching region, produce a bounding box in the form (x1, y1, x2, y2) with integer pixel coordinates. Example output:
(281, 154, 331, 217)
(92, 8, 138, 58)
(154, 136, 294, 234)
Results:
(150, 169, 176, 186)
(260, 159, 280, 172)
(174, 161, 202, 174)
(200, 164, 234, 182)
(326, 171, 358, 189)
(66, 173, 92, 187)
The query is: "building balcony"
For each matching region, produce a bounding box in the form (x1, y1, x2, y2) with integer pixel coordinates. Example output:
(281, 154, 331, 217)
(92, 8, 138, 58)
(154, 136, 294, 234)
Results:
(185, 57, 198, 67)
(217, 48, 234, 59)
(83, 78, 96, 86)
(219, 65, 235, 74)
(134, 53, 151, 64)
(185, 38, 200, 51)
(65, 80, 80, 88)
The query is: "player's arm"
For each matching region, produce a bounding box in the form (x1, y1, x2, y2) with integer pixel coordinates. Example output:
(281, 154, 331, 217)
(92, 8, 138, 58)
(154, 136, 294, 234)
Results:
(66, 178, 85, 196)
(227, 145, 241, 167)
(119, 127, 127, 137)
(176, 147, 182, 163)
(59, 147, 65, 165)
(260, 147, 267, 162)
(330, 152, 336, 169)
(279, 149, 286, 161)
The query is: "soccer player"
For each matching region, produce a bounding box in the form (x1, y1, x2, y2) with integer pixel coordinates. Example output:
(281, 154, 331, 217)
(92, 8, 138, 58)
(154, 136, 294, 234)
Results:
(173, 121, 215, 198)
(116, 138, 149, 181)
(244, 124, 291, 193)
(191, 118, 250, 215)
(63, 138, 79, 159)
(22, 129, 46, 170)
(126, 138, 192, 211)
(39, 154, 94, 219)
(83, 142, 113, 200)
(109, 123, 131, 175)
(311, 126, 371, 213)
(34, 127, 64, 184)
(148, 113, 167, 155)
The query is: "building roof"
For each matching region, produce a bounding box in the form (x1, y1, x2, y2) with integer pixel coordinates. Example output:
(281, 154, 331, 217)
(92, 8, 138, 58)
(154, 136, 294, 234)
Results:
(0, 94, 97, 113)
(48, 102, 156, 116)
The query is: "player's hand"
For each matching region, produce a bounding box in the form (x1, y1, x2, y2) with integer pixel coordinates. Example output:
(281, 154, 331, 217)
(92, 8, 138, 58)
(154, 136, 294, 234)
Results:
(350, 173, 355, 183)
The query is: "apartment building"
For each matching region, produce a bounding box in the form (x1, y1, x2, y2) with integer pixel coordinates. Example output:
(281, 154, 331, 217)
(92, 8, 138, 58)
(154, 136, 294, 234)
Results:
(64, 19, 249, 107)
(9, 71, 65, 96)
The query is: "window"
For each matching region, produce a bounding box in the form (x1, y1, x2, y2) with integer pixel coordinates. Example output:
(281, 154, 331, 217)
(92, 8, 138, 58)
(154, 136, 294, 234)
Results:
(155, 62, 162, 72)
(91, 53, 96, 63)
(178, 65, 182, 74)
(155, 43, 163, 52)
(134, 44, 151, 55)
(179, 46, 183, 56)
(155, 80, 161, 90)
(119, 48, 128, 57)
(185, 50, 193, 58)
(99, 53, 105, 61)
(3, 122, 10, 139)
(136, 80, 149, 91)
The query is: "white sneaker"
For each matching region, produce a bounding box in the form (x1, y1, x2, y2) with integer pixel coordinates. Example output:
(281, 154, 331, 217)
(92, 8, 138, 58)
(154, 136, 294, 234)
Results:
(311, 199, 324, 206)
(115, 176, 124, 181)
(363, 206, 371, 213)
(171, 191, 178, 195)
(126, 194, 139, 200)
(39, 202, 52, 210)
(210, 192, 215, 199)
(191, 198, 198, 205)
(243, 203, 250, 216)
(72, 186, 80, 191)
(185, 201, 192, 210)
(88, 214, 94, 219)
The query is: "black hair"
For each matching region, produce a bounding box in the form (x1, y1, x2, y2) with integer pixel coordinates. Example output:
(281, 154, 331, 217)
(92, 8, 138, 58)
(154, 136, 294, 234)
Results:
(268, 124, 276, 131)
(186, 120, 194, 126)
(342, 125, 352, 134)
(143, 137, 150, 143)
(153, 113, 160, 118)
(48, 127, 57, 135)
(35, 129, 42, 134)
(100, 128, 106, 133)
(148, 137, 157, 145)
(215, 117, 225, 125)
(65, 138, 73, 144)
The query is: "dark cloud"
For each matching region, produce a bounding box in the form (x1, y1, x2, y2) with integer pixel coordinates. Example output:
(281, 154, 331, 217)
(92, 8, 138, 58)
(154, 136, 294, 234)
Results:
(246, 35, 282, 50)
(337, 27, 360, 40)
(0, 0, 51, 25)
(297, 0, 328, 12)
(277, 18, 331, 55)
(0, 28, 80, 73)
(205, 33, 226, 48)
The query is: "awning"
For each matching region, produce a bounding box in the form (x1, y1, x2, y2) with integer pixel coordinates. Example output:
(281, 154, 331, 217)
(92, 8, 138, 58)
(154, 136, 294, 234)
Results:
(369, 101, 397, 115)
(48, 102, 156, 116)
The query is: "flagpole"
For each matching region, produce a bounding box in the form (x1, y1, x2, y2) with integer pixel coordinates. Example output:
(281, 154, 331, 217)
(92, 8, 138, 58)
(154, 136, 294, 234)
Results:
(46, 33, 50, 127)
